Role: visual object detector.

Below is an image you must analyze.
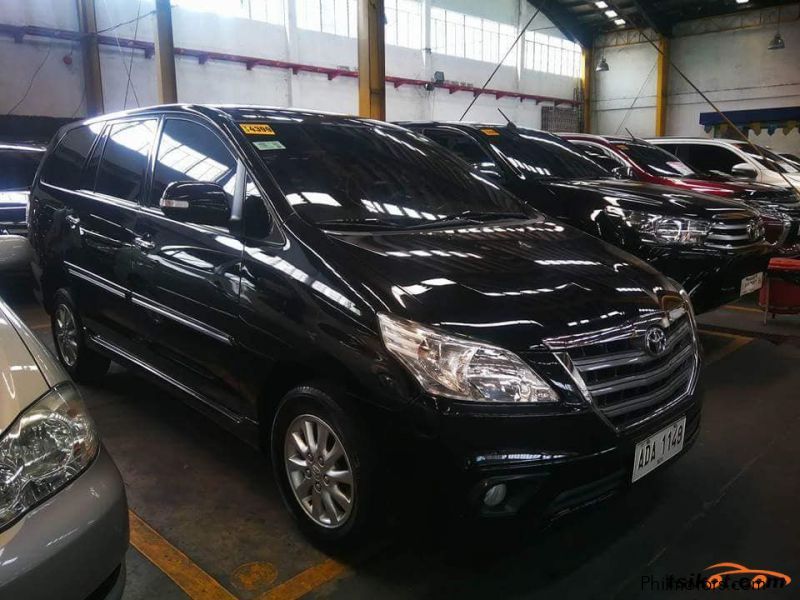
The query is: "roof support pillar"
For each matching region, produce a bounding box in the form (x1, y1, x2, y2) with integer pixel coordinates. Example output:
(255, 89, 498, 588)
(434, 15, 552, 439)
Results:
(155, 0, 178, 104)
(76, 0, 104, 115)
(357, 0, 386, 120)
(582, 47, 592, 133)
(655, 36, 669, 136)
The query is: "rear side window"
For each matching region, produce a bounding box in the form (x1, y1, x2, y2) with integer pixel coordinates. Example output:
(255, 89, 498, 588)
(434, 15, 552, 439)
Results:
(680, 144, 740, 175)
(95, 119, 158, 202)
(422, 128, 494, 166)
(148, 119, 237, 211)
(42, 125, 99, 189)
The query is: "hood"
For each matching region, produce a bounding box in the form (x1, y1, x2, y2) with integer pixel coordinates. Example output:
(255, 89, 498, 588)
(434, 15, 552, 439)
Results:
(540, 179, 758, 220)
(0, 300, 49, 432)
(325, 218, 679, 351)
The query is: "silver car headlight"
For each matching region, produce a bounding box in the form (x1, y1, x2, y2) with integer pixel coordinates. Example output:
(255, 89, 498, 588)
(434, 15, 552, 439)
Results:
(605, 206, 711, 246)
(378, 313, 558, 403)
(0, 382, 99, 529)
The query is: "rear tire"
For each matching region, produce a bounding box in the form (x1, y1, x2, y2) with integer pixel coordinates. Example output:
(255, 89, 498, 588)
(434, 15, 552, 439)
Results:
(271, 384, 375, 547)
(51, 288, 110, 383)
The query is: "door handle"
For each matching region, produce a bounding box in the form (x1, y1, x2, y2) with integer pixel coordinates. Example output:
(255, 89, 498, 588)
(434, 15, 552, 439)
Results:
(133, 236, 156, 252)
(65, 214, 80, 228)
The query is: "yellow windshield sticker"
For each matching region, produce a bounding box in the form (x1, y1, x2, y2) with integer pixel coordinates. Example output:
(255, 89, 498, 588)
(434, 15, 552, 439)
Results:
(480, 128, 500, 136)
(240, 123, 276, 135)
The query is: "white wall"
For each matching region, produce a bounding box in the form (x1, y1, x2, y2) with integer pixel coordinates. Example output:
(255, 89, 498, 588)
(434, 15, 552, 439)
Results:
(0, 0, 581, 130)
(591, 3, 800, 153)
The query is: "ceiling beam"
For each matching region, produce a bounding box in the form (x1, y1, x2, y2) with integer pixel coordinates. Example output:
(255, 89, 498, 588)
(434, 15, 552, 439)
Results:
(626, 0, 673, 36)
(526, 0, 594, 47)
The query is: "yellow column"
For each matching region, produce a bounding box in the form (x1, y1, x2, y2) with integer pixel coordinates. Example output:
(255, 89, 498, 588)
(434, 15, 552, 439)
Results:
(655, 36, 670, 136)
(357, 0, 386, 120)
(76, 0, 104, 115)
(581, 47, 592, 133)
(155, 0, 178, 104)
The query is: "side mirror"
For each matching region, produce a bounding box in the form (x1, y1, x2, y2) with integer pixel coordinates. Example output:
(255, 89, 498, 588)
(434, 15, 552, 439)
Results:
(731, 163, 758, 179)
(160, 181, 231, 227)
(612, 166, 634, 179)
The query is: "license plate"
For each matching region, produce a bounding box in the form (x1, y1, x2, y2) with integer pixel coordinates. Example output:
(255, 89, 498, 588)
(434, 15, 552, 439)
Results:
(740, 272, 763, 296)
(632, 417, 686, 482)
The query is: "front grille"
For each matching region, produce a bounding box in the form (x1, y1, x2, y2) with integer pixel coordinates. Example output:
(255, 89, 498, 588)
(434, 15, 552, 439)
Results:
(551, 309, 698, 429)
(704, 215, 765, 250)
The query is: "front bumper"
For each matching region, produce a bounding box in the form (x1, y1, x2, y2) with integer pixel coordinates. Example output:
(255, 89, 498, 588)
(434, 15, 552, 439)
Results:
(0, 447, 129, 600)
(645, 246, 771, 313)
(402, 388, 702, 520)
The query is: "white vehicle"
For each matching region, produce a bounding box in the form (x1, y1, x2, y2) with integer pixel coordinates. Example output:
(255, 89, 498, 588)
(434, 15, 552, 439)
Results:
(647, 137, 800, 194)
(0, 233, 31, 273)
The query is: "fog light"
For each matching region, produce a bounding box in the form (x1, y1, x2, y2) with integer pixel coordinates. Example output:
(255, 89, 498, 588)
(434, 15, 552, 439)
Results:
(483, 483, 507, 507)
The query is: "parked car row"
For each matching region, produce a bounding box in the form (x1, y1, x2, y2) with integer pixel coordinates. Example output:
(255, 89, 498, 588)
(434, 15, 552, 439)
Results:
(1, 105, 798, 587)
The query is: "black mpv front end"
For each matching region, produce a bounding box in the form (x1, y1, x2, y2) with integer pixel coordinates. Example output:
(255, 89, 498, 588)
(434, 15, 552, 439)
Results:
(29, 105, 702, 544)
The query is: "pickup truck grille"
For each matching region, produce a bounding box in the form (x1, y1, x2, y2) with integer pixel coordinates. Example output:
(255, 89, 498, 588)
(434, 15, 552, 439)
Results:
(549, 307, 698, 430)
(704, 216, 765, 250)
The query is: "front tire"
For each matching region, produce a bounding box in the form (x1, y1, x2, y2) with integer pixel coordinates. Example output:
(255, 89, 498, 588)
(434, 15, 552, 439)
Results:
(271, 384, 374, 546)
(51, 288, 110, 383)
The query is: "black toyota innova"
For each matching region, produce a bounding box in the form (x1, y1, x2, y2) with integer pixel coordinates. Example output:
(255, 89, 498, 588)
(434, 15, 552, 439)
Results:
(401, 122, 773, 314)
(29, 105, 701, 544)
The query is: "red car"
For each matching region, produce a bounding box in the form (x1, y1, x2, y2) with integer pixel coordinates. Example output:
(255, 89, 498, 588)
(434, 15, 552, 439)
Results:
(562, 133, 800, 251)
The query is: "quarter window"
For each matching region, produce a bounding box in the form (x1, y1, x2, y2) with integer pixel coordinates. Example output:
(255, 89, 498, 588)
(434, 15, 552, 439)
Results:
(41, 125, 101, 189)
(95, 119, 158, 202)
(149, 119, 237, 212)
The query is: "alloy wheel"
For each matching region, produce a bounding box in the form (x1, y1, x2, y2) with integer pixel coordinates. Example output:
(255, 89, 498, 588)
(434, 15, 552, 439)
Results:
(54, 304, 79, 368)
(284, 414, 355, 528)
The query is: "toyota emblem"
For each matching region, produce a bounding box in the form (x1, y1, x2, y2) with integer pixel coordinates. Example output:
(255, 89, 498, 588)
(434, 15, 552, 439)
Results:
(644, 327, 668, 356)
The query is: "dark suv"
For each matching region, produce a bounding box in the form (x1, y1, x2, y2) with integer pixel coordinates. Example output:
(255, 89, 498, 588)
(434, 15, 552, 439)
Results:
(30, 105, 701, 544)
(402, 122, 772, 313)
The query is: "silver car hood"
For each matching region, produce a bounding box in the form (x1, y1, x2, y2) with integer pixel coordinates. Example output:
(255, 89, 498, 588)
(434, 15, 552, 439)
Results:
(0, 299, 66, 432)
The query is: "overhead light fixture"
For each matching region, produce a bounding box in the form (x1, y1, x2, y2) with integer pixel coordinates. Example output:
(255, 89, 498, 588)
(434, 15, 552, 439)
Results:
(614, 18, 626, 26)
(768, 32, 785, 50)
(735, 0, 749, 4)
(595, 1, 608, 8)
(769, 6, 785, 50)
(605, 9, 618, 18)
(596, 57, 609, 72)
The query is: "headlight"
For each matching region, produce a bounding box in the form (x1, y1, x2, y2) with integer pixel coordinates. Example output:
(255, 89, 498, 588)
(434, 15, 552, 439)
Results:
(378, 313, 558, 403)
(0, 383, 98, 529)
(605, 206, 711, 246)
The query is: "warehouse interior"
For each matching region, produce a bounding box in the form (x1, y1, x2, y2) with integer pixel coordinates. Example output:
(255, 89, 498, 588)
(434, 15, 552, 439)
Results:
(1, 1, 800, 599)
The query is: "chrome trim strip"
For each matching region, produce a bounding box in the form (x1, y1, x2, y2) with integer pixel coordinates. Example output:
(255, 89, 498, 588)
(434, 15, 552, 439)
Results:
(64, 261, 127, 298)
(587, 343, 694, 396)
(601, 369, 693, 417)
(130, 293, 233, 346)
(90, 334, 242, 424)
(572, 321, 691, 372)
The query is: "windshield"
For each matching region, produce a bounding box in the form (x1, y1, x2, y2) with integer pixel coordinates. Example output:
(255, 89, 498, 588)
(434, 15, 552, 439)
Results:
(0, 148, 44, 189)
(736, 143, 799, 174)
(612, 142, 695, 177)
(484, 130, 610, 180)
(247, 120, 536, 228)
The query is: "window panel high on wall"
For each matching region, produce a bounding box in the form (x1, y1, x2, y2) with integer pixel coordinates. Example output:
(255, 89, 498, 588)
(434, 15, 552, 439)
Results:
(174, 0, 285, 25)
(385, 0, 422, 49)
(523, 31, 581, 78)
(298, 0, 358, 37)
(431, 7, 517, 66)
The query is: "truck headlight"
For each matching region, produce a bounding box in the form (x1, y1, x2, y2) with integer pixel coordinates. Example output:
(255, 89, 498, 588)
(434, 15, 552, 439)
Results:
(605, 206, 711, 246)
(378, 313, 558, 403)
(0, 383, 99, 529)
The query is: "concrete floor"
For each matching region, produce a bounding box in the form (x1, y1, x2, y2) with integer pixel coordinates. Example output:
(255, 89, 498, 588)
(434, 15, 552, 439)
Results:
(3, 279, 799, 600)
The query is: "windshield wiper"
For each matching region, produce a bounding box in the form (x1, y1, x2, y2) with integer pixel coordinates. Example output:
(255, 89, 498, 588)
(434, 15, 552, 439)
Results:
(410, 210, 532, 229)
(315, 218, 409, 230)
